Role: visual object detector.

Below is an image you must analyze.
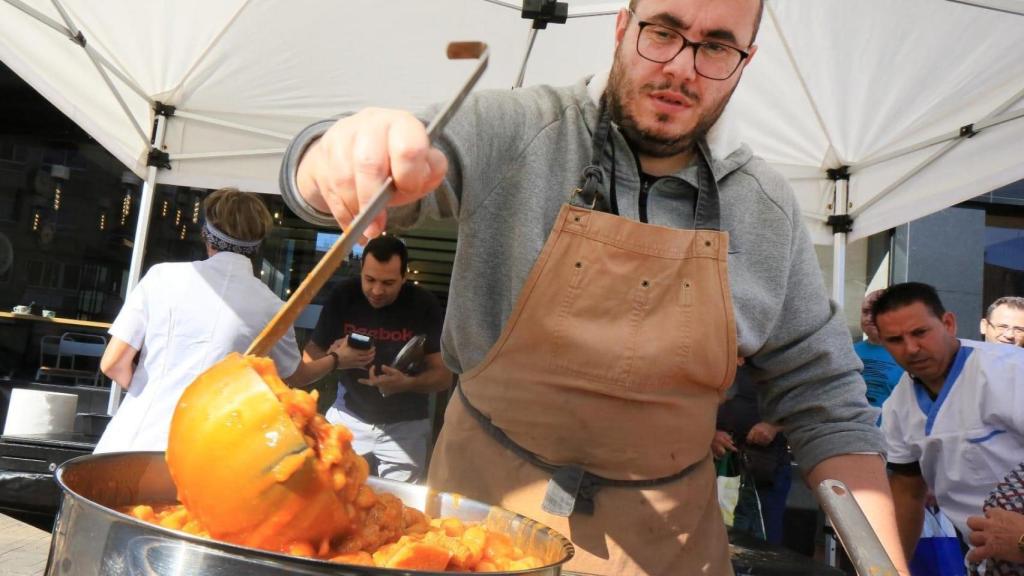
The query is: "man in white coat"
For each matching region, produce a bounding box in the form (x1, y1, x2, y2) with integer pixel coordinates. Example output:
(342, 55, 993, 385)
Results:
(95, 187, 341, 453)
(875, 281, 1024, 559)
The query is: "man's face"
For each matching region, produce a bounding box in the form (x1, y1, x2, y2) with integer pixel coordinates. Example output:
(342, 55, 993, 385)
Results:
(361, 254, 404, 309)
(606, 0, 760, 158)
(860, 290, 884, 343)
(981, 305, 1024, 346)
(876, 301, 959, 390)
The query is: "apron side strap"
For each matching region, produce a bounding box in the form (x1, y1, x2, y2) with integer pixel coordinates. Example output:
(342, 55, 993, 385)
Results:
(455, 384, 559, 474)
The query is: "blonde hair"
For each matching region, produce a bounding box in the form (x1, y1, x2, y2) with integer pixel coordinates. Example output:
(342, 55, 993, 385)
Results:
(202, 187, 273, 242)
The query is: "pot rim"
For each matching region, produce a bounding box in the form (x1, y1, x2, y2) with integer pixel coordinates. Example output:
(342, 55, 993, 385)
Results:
(54, 451, 574, 575)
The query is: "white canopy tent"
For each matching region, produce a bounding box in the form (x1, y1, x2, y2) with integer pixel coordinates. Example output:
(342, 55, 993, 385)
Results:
(2, 0, 1023, 269)
(1, 0, 1023, 409)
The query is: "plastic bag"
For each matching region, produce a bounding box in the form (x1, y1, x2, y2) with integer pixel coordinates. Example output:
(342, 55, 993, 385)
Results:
(910, 506, 966, 576)
(716, 453, 741, 527)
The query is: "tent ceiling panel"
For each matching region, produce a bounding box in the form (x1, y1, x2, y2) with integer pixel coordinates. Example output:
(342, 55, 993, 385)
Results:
(1, 0, 1022, 245)
(732, 0, 1024, 242)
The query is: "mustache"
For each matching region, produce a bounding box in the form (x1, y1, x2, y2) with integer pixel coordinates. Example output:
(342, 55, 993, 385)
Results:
(642, 81, 700, 104)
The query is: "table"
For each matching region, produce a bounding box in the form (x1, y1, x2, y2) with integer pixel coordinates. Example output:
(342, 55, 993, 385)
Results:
(0, 313, 110, 384)
(0, 312, 110, 330)
(0, 512, 50, 576)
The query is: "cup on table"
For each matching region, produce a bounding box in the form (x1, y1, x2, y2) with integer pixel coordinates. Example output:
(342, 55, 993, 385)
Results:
(12, 305, 30, 314)
(42, 309, 56, 319)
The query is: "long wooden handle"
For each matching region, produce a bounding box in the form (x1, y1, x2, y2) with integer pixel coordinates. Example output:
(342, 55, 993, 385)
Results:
(246, 42, 489, 357)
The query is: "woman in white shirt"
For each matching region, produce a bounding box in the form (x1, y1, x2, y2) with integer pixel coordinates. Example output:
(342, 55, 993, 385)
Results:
(94, 187, 339, 453)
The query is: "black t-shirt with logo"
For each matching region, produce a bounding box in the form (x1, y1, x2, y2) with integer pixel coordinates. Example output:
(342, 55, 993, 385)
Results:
(311, 277, 443, 424)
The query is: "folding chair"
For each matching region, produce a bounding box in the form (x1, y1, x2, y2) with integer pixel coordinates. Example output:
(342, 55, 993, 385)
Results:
(34, 335, 61, 381)
(36, 332, 107, 386)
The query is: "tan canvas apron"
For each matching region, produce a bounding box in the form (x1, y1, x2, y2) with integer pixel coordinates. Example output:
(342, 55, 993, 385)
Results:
(428, 107, 738, 576)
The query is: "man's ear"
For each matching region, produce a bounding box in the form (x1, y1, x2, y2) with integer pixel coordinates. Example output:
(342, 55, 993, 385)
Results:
(979, 318, 988, 337)
(614, 8, 630, 48)
(744, 44, 758, 66)
(942, 311, 958, 336)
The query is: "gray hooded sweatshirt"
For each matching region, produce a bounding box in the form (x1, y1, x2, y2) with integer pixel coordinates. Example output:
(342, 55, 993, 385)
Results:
(281, 75, 885, 471)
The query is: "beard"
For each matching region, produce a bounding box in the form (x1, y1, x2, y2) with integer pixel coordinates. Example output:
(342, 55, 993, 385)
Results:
(606, 53, 734, 159)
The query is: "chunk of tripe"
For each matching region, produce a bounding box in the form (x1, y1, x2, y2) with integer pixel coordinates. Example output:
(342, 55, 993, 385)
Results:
(384, 543, 453, 570)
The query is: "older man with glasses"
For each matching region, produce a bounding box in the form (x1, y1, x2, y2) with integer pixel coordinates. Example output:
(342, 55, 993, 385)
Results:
(279, 0, 908, 573)
(980, 296, 1024, 347)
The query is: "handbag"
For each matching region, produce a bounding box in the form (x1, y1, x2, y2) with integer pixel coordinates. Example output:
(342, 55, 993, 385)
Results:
(740, 444, 780, 486)
(910, 506, 966, 576)
(716, 452, 741, 527)
(976, 463, 1024, 576)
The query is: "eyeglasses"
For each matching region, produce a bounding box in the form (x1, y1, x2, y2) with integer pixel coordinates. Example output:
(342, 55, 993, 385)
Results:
(630, 11, 749, 81)
(986, 321, 1024, 337)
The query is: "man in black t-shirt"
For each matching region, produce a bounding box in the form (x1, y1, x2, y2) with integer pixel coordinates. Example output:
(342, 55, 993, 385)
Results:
(302, 235, 451, 482)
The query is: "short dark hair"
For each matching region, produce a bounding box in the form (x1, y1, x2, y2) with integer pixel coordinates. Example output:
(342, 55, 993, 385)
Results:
(627, 0, 764, 45)
(362, 235, 408, 275)
(985, 296, 1024, 320)
(871, 282, 946, 323)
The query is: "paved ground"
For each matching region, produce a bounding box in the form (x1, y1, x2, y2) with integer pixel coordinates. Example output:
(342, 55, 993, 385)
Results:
(0, 513, 49, 576)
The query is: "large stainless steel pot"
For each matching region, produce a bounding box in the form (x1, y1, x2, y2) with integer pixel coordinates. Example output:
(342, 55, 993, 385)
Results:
(47, 452, 574, 575)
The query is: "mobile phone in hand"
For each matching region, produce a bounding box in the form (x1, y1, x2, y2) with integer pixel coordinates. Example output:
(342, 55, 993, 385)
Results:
(347, 332, 374, 350)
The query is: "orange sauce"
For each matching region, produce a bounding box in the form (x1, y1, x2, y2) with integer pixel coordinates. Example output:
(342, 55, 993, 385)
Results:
(152, 354, 543, 572)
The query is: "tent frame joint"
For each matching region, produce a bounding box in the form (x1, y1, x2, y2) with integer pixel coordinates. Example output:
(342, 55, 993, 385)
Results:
(521, 0, 568, 29)
(959, 123, 977, 138)
(154, 102, 177, 118)
(147, 148, 171, 170)
(826, 165, 850, 181)
(70, 30, 85, 47)
(827, 214, 853, 235)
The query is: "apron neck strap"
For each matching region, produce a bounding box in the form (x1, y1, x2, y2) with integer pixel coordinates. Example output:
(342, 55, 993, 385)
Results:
(572, 100, 614, 212)
(574, 99, 723, 232)
(692, 140, 722, 231)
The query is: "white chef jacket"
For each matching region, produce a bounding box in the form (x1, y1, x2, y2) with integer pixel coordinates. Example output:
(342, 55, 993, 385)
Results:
(882, 339, 1024, 539)
(94, 252, 301, 453)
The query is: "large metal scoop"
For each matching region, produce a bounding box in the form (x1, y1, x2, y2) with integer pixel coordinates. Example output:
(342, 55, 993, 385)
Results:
(166, 42, 488, 552)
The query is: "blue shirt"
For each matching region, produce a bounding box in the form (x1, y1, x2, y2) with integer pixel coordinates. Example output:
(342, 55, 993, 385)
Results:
(854, 340, 904, 408)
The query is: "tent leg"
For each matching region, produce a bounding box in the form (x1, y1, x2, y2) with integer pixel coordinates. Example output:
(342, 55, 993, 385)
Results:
(107, 114, 168, 416)
(514, 27, 539, 89)
(831, 178, 849, 304)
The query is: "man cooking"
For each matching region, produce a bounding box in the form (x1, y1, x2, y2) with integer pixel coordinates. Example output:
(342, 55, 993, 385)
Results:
(279, 0, 908, 573)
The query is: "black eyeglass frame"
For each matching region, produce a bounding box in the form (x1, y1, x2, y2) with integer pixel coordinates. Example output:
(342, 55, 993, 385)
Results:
(631, 12, 751, 81)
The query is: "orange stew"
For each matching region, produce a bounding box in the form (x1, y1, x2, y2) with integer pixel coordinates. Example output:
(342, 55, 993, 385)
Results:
(138, 356, 543, 572)
(127, 503, 543, 571)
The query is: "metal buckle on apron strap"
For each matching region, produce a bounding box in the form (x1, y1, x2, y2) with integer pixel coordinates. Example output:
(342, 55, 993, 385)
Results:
(455, 385, 705, 517)
(543, 465, 599, 517)
(570, 165, 607, 212)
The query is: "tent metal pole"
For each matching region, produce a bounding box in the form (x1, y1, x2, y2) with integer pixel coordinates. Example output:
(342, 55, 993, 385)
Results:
(514, 26, 539, 88)
(481, 0, 618, 17)
(49, 0, 150, 144)
(851, 86, 1024, 217)
(852, 97, 1024, 173)
(80, 45, 151, 104)
(108, 113, 168, 415)
(945, 0, 1024, 16)
(767, 4, 846, 165)
(173, 110, 292, 140)
(3, 0, 68, 35)
(831, 178, 850, 304)
(4, 0, 152, 105)
(171, 148, 286, 160)
(126, 113, 167, 291)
